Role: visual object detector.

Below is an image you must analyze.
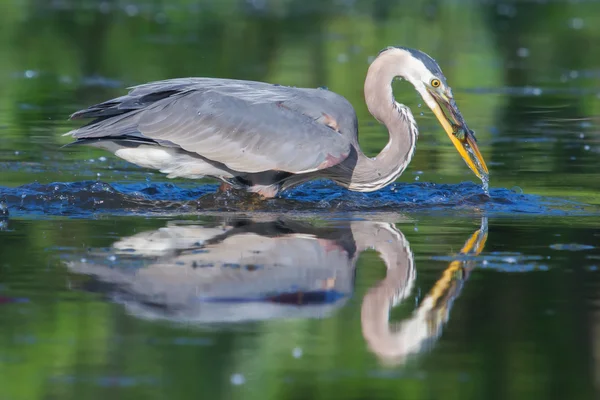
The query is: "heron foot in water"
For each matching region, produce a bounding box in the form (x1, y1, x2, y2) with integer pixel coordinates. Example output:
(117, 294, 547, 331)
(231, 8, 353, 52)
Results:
(217, 182, 234, 194)
(196, 184, 270, 211)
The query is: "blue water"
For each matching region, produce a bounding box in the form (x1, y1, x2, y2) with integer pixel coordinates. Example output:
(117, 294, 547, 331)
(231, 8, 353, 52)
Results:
(0, 180, 595, 218)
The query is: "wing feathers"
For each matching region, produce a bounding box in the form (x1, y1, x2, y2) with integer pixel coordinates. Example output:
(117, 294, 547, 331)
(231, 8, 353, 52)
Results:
(66, 79, 356, 174)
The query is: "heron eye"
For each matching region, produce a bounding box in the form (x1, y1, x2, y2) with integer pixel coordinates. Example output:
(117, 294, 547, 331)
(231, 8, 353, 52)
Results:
(431, 79, 441, 88)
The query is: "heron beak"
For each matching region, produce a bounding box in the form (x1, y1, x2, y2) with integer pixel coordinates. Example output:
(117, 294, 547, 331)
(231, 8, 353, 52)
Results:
(428, 90, 489, 180)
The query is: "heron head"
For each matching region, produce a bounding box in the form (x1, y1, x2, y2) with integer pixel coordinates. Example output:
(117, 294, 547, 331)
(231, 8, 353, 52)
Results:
(380, 47, 489, 181)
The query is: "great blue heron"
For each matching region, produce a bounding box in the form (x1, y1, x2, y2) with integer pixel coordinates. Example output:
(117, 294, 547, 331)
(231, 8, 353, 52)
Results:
(65, 46, 489, 198)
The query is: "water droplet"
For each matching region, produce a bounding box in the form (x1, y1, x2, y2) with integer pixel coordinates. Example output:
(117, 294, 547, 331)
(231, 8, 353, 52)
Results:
(516, 47, 529, 58)
(569, 17, 584, 30)
(248, 0, 267, 10)
(24, 70, 37, 79)
(419, 112, 424, 116)
(496, 3, 516, 17)
(59, 75, 73, 84)
(96, 2, 110, 13)
(99, 156, 107, 162)
(337, 54, 348, 63)
(0, 198, 9, 217)
(14, 151, 20, 156)
(107, 255, 117, 262)
(415, 176, 420, 181)
(80, 258, 87, 263)
(154, 12, 167, 24)
(584, 145, 590, 151)
(230, 373, 245, 385)
(125, 4, 139, 17)
(292, 347, 303, 358)
(417, 103, 422, 108)
(579, 133, 585, 139)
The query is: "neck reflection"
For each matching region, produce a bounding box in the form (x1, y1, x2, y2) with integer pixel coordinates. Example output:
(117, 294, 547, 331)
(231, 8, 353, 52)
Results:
(360, 217, 488, 366)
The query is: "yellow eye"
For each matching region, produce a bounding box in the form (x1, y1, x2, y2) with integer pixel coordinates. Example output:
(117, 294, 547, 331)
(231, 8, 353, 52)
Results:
(431, 79, 441, 88)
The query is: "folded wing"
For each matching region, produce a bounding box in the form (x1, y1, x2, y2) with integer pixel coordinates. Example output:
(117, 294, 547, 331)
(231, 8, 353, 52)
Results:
(66, 78, 357, 174)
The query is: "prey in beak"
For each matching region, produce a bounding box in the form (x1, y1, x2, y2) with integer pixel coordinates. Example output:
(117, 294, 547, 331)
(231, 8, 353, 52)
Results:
(427, 88, 489, 181)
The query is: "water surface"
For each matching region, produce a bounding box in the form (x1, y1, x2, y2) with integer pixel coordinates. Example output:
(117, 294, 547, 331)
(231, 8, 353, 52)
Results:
(1, 1, 600, 399)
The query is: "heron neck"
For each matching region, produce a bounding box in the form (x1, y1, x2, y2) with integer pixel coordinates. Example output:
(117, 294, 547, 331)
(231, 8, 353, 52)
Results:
(348, 52, 417, 192)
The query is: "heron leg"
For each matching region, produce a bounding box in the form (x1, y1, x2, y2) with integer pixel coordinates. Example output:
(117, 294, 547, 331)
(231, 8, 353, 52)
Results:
(248, 184, 279, 199)
(216, 182, 232, 193)
(216, 182, 275, 199)
(196, 182, 272, 210)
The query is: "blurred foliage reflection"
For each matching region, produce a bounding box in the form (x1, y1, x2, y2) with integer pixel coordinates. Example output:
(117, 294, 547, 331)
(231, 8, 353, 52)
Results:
(1, 2, 600, 399)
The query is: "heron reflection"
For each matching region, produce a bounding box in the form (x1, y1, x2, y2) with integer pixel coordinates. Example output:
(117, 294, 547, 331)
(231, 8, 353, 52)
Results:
(66, 216, 487, 364)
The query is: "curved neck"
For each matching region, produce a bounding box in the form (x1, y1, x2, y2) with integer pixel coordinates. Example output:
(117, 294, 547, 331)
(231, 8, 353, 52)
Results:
(348, 51, 418, 192)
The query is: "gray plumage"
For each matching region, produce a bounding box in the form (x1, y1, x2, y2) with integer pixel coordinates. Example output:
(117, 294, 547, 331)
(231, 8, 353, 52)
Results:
(70, 78, 356, 173)
(65, 46, 484, 197)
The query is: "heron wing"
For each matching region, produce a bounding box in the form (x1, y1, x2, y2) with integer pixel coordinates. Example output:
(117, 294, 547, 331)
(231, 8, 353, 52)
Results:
(67, 78, 357, 174)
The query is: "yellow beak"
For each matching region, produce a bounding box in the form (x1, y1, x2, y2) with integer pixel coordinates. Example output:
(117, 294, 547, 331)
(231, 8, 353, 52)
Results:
(430, 96, 489, 181)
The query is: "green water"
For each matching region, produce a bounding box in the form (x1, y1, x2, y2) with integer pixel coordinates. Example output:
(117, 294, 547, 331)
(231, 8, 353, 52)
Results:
(1, 0, 600, 399)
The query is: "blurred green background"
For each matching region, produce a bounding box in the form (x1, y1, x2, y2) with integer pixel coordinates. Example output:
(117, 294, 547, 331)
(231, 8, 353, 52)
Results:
(1, 1, 600, 400)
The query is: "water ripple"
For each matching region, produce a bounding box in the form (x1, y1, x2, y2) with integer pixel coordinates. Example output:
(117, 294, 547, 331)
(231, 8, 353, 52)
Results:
(0, 180, 594, 217)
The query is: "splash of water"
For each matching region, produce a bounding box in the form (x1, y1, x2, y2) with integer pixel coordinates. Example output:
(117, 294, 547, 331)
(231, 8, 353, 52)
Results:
(0, 180, 594, 217)
(481, 173, 490, 195)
